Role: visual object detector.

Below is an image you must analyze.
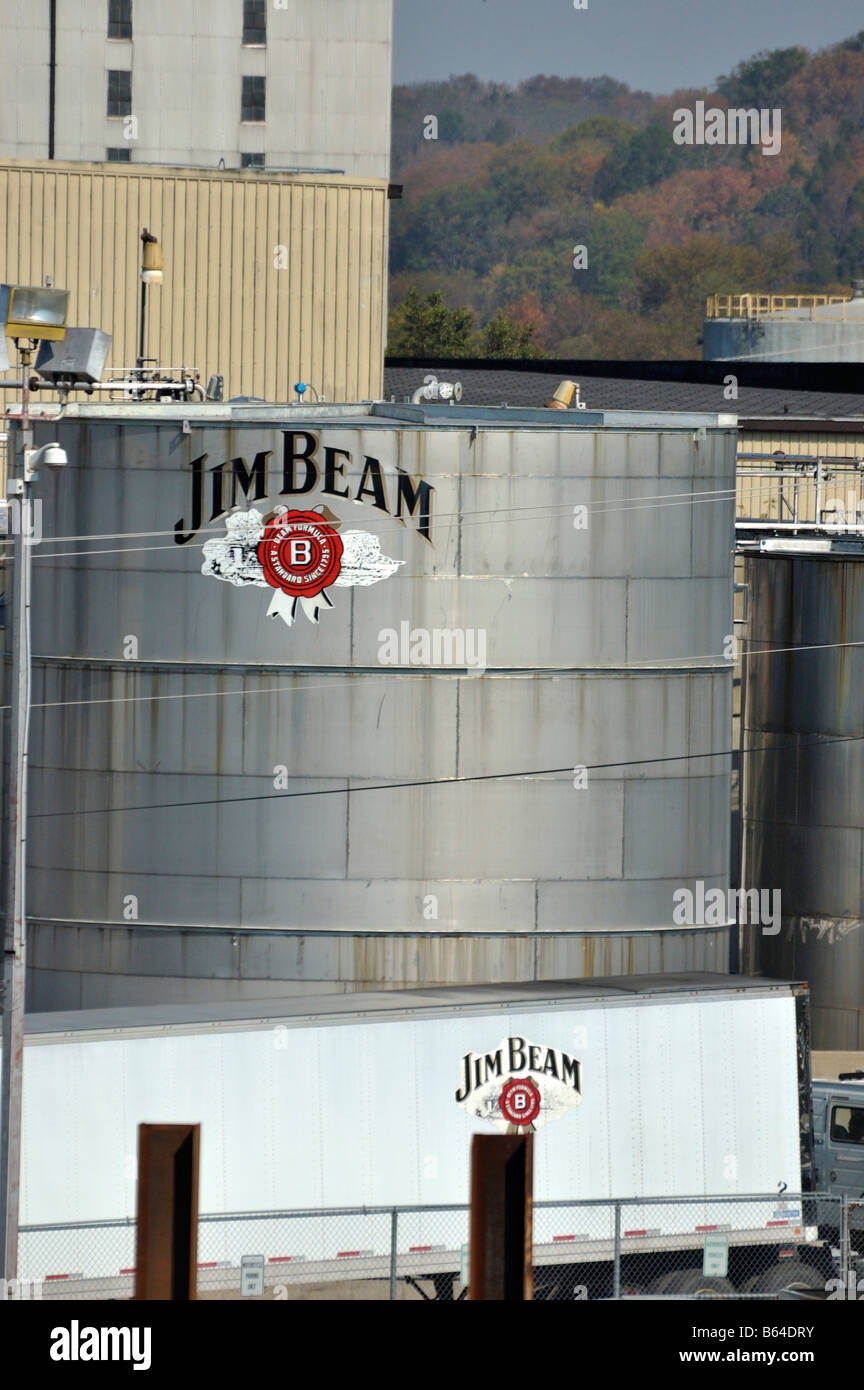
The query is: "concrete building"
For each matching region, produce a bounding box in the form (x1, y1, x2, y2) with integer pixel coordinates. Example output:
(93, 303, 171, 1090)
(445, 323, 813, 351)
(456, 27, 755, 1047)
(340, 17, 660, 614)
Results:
(0, 0, 393, 179)
(11, 398, 737, 1009)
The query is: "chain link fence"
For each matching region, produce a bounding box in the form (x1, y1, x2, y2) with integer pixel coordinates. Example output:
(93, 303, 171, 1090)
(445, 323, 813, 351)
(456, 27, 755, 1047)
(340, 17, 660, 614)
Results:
(14, 1193, 864, 1301)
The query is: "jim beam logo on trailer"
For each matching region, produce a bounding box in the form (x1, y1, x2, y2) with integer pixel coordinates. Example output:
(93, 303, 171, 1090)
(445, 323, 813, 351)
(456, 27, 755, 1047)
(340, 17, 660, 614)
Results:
(174, 430, 434, 628)
(455, 1037, 582, 1134)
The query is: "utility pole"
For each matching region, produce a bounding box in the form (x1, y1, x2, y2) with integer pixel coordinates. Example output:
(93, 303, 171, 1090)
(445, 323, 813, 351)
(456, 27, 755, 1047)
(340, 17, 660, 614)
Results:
(0, 351, 33, 1280)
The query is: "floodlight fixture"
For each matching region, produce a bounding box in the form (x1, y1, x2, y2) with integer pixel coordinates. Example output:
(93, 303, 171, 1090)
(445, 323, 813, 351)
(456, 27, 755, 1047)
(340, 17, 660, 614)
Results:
(0, 284, 69, 341)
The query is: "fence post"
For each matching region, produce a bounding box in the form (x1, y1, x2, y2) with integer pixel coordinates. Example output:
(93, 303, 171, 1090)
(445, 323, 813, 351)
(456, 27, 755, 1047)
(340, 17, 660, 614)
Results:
(612, 1202, 621, 1300)
(840, 1192, 851, 1296)
(134, 1123, 200, 1301)
(468, 1133, 533, 1301)
(389, 1208, 398, 1302)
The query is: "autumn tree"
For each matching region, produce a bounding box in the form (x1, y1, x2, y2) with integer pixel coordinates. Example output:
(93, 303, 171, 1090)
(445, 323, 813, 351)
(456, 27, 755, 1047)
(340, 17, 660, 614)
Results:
(635, 237, 767, 314)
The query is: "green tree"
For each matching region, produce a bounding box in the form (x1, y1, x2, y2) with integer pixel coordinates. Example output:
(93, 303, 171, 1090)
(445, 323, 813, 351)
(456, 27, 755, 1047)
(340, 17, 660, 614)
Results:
(485, 118, 513, 145)
(387, 289, 477, 356)
(595, 120, 698, 203)
(582, 209, 648, 306)
(552, 116, 635, 149)
(716, 46, 810, 109)
(488, 145, 560, 221)
(480, 309, 542, 358)
(438, 109, 467, 144)
(389, 185, 500, 276)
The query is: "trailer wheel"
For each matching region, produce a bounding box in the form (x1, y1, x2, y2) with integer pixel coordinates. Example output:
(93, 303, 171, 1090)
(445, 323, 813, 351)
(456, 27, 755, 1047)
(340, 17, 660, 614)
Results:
(663, 1269, 734, 1297)
(741, 1261, 822, 1294)
(618, 1281, 645, 1298)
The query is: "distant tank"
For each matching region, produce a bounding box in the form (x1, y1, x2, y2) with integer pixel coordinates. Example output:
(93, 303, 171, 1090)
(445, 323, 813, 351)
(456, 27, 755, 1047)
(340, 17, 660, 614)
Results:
(703, 283, 864, 362)
(14, 399, 737, 1008)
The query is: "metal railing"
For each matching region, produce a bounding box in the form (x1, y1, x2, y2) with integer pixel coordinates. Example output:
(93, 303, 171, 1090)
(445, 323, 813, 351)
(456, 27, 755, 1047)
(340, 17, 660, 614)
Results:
(14, 1192, 861, 1301)
(736, 453, 864, 537)
(707, 293, 851, 320)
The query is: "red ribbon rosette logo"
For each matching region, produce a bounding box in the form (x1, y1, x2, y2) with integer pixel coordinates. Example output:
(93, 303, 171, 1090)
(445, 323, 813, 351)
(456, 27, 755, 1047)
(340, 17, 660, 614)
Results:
(499, 1077, 541, 1128)
(257, 509, 343, 625)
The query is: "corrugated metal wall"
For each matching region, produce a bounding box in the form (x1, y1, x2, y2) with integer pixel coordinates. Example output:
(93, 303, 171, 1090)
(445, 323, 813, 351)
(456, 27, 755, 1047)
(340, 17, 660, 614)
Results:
(739, 430, 864, 457)
(0, 160, 388, 402)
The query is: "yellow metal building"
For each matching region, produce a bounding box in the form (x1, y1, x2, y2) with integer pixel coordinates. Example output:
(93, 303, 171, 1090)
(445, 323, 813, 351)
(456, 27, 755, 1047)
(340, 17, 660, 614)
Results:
(0, 159, 389, 403)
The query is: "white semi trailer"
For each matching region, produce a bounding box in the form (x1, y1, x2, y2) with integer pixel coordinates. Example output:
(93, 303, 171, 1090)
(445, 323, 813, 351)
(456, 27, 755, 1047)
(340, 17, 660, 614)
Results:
(14, 973, 842, 1299)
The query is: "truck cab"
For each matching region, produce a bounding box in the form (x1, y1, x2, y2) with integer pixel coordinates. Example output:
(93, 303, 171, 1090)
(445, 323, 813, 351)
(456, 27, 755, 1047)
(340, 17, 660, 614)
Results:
(812, 1078, 864, 1230)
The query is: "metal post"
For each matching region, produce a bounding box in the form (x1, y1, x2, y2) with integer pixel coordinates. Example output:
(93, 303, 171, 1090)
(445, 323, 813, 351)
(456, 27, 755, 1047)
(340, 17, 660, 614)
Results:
(612, 1201, 621, 1300)
(840, 1191, 850, 1298)
(468, 1133, 533, 1301)
(0, 359, 33, 1282)
(816, 459, 823, 527)
(389, 1208, 398, 1301)
(134, 1123, 200, 1300)
(138, 278, 147, 370)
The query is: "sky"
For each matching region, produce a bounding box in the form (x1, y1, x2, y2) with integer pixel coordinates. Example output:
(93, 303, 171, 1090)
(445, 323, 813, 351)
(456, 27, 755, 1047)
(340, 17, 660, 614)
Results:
(393, 0, 864, 94)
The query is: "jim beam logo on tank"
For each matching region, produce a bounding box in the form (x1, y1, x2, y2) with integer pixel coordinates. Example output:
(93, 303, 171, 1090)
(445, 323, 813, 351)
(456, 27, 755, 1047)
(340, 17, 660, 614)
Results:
(455, 1037, 582, 1134)
(174, 430, 433, 628)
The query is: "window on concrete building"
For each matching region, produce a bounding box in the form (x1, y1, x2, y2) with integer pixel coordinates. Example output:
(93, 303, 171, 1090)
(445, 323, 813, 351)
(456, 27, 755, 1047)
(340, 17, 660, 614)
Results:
(106, 147, 132, 162)
(108, 0, 132, 40)
(241, 153, 265, 169)
(107, 69, 132, 118)
(241, 76, 265, 123)
(242, 0, 266, 45)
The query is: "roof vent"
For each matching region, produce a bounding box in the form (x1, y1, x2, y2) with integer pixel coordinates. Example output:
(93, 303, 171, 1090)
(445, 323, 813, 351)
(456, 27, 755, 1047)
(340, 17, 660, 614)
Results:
(545, 379, 587, 411)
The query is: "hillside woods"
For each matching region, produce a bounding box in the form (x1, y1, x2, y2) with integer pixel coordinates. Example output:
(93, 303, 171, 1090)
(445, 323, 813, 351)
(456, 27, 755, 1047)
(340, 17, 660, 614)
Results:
(387, 36, 864, 358)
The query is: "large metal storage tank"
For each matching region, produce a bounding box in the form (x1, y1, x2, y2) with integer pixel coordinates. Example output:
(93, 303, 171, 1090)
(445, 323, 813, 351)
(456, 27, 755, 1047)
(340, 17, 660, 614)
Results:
(12, 401, 737, 1008)
(740, 547, 864, 1047)
(703, 286, 864, 362)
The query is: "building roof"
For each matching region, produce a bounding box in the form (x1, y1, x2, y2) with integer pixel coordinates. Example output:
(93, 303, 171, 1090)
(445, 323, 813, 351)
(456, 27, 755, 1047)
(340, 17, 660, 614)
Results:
(19, 399, 736, 432)
(383, 366, 864, 424)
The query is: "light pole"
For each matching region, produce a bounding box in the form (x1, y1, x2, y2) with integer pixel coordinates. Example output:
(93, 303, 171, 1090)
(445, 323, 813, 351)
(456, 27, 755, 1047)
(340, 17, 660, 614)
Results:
(0, 369, 32, 1284)
(0, 283, 70, 1281)
(0, 415, 67, 1283)
(137, 228, 164, 372)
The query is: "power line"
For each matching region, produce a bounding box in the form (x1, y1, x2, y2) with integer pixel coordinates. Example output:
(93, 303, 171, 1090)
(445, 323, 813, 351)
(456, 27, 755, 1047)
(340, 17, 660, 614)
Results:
(2, 485, 738, 546)
(2, 636, 862, 715)
(2, 487, 737, 562)
(27, 729, 864, 821)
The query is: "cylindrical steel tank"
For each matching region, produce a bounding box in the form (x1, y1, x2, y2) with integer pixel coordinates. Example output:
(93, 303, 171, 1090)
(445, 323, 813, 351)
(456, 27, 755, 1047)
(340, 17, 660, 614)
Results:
(740, 548, 864, 1047)
(703, 296, 864, 362)
(13, 401, 737, 1008)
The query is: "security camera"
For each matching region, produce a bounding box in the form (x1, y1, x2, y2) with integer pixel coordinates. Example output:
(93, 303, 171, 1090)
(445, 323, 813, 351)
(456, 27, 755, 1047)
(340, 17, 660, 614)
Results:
(38, 442, 68, 470)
